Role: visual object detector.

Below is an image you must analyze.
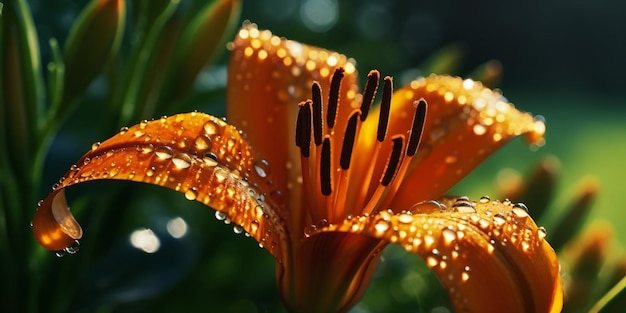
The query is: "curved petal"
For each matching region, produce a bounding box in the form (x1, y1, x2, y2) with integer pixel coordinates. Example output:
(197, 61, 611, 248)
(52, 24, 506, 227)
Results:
(32, 113, 287, 260)
(318, 198, 563, 312)
(354, 75, 546, 209)
(226, 23, 361, 221)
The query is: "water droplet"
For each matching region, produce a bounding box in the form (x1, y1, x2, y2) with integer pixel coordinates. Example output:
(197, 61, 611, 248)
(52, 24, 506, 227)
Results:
(478, 218, 491, 229)
(473, 124, 487, 136)
(146, 166, 159, 178)
(479, 195, 490, 203)
(304, 224, 317, 237)
(537, 226, 547, 239)
(55, 250, 66, 258)
(155, 146, 173, 160)
(65, 240, 80, 254)
(233, 225, 244, 234)
(140, 120, 149, 128)
(374, 219, 390, 234)
(514, 202, 529, 212)
(511, 207, 529, 219)
(203, 152, 219, 166)
(493, 213, 506, 226)
(461, 271, 470, 282)
(83, 157, 91, 165)
(195, 134, 212, 150)
(119, 126, 129, 134)
(398, 213, 414, 224)
(452, 198, 476, 213)
(185, 188, 197, 200)
(426, 256, 438, 268)
(215, 211, 227, 221)
(204, 121, 219, 135)
(250, 220, 259, 234)
(269, 190, 285, 204)
(254, 159, 271, 178)
(442, 228, 456, 244)
(172, 153, 192, 169)
(91, 142, 101, 151)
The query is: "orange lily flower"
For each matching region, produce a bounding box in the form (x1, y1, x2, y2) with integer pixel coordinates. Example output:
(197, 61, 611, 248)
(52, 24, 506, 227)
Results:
(32, 23, 562, 312)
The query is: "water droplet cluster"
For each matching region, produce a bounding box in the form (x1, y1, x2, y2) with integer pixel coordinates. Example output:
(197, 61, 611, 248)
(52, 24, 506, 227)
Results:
(229, 22, 357, 102)
(321, 196, 550, 308)
(35, 112, 287, 260)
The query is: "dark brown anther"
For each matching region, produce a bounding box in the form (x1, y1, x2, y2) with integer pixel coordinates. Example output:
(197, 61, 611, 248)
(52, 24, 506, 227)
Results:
(407, 99, 427, 157)
(321, 138, 332, 195)
(381, 137, 403, 186)
(312, 82, 323, 146)
(296, 101, 312, 157)
(327, 68, 344, 128)
(360, 70, 380, 121)
(340, 113, 359, 170)
(376, 76, 393, 142)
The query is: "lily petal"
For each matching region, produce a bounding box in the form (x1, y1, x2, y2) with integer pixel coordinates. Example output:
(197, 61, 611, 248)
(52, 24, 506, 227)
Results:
(32, 113, 287, 259)
(354, 75, 546, 209)
(318, 197, 563, 312)
(226, 23, 361, 221)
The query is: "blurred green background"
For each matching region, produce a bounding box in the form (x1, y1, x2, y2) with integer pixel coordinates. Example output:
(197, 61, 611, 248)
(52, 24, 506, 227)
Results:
(7, 0, 626, 312)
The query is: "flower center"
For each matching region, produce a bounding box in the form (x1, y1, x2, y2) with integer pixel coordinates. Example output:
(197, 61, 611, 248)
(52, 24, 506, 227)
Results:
(295, 68, 427, 224)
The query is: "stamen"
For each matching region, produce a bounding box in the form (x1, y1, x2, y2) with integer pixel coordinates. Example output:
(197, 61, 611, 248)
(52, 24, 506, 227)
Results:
(407, 99, 427, 157)
(381, 137, 404, 186)
(340, 113, 359, 170)
(327, 68, 344, 128)
(312, 82, 324, 145)
(360, 70, 380, 121)
(321, 138, 332, 195)
(296, 101, 312, 158)
(377, 76, 393, 142)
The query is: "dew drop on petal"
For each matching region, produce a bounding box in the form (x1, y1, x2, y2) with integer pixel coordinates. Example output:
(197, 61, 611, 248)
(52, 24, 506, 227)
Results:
(91, 142, 101, 151)
(398, 213, 414, 224)
(254, 159, 271, 178)
(195, 134, 212, 150)
(204, 121, 219, 135)
(374, 219, 390, 235)
(64, 240, 80, 254)
(155, 146, 173, 159)
(473, 124, 487, 136)
(442, 228, 456, 244)
(537, 226, 547, 239)
(233, 225, 244, 234)
(512, 207, 529, 219)
(304, 224, 317, 237)
(203, 152, 219, 166)
(185, 188, 197, 201)
(215, 211, 227, 221)
(172, 154, 192, 169)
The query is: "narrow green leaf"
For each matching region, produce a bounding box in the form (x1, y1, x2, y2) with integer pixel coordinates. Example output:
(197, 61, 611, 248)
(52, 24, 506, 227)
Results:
(117, 0, 180, 125)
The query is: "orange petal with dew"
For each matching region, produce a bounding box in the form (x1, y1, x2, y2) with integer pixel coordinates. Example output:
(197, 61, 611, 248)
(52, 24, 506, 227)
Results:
(226, 23, 361, 216)
(355, 75, 545, 208)
(319, 198, 563, 313)
(32, 112, 287, 260)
